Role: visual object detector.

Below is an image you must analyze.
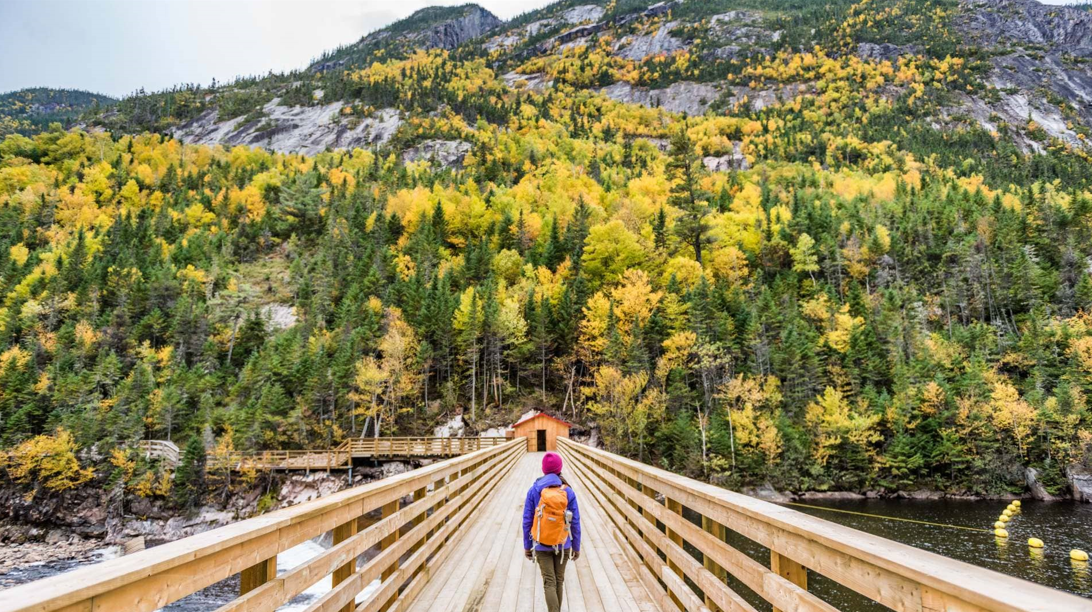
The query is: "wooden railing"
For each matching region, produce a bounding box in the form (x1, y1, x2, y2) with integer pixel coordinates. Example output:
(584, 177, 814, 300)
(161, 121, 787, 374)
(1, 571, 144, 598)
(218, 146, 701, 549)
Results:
(216, 447, 353, 471)
(347, 436, 507, 458)
(137, 439, 180, 466)
(558, 438, 1092, 612)
(0, 438, 525, 612)
(215, 437, 509, 471)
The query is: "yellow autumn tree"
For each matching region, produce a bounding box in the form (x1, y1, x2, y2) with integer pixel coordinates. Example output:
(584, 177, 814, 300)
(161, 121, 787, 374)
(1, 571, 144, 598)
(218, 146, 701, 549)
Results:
(584, 366, 663, 457)
(989, 380, 1037, 459)
(365, 308, 420, 437)
(719, 375, 785, 471)
(5, 428, 93, 498)
(350, 355, 387, 437)
(805, 387, 882, 470)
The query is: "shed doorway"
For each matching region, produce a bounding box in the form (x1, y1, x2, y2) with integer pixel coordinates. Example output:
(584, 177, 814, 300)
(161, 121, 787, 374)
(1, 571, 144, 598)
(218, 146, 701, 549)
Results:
(536, 430, 547, 452)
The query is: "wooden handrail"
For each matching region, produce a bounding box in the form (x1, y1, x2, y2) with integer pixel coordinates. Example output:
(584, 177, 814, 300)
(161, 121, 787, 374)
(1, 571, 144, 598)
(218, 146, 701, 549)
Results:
(214, 437, 509, 471)
(558, 437, 1092, 612)
(137, 440, 180, 466)
(0, 439, 525, 612)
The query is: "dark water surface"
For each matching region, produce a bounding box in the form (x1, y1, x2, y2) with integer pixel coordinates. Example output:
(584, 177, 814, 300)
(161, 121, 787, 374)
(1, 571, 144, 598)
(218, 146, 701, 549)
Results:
(776, 499, 1092, 609)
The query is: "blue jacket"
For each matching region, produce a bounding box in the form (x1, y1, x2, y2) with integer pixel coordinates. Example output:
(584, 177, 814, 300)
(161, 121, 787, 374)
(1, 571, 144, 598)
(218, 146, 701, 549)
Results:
(523, 473, 581, 552)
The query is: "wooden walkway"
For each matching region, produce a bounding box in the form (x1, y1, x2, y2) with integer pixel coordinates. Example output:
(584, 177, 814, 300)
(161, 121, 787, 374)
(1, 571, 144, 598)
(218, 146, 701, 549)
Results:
(404, 452, 659, 612)
(7, 438, 1091, 612)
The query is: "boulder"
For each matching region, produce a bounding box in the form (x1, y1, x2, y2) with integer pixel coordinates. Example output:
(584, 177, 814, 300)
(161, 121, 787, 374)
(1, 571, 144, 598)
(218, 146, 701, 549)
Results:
(402, 139, 472, 170)
(794, 491, 867, 501)
(703, 148, 750, 173)
(743, 483, 790, 502)
(1025, 467, 1060, 501)
(1067, 466, 1092, 502)
(856, 42, 921, 62)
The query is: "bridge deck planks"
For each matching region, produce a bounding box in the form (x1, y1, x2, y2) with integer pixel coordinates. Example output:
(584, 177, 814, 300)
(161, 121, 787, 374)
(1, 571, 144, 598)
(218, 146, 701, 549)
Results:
(402, 452, 660, 612)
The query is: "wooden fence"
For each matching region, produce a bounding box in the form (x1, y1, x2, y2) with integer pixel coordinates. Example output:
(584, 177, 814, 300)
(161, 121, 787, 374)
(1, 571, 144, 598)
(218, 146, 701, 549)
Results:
(558, 437, 1092, 612)
(346, 436, 507, 458)
(208, 437, 510, 471)
(136, 440, 180, 466)
(0, 438, 524, 612)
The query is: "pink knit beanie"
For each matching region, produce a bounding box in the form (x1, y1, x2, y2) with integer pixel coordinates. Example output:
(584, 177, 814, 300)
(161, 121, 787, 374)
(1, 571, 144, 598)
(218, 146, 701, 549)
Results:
(542, 452, 563, 475)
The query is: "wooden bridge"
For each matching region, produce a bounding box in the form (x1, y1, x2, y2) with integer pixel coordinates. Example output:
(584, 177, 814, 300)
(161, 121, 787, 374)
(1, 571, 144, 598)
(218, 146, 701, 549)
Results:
(3, 438, 1090, 612)
(143, 437, 508, 471)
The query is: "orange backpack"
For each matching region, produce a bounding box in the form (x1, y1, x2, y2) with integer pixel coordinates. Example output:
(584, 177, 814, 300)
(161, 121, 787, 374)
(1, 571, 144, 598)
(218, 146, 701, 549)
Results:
(532, 485, 571, 549)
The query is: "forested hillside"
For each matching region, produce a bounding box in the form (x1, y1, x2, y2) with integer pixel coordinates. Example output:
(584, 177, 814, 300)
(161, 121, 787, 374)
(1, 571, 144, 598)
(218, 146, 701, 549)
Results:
(3, 0, 1092, 505)
(0, 89, 116, 137)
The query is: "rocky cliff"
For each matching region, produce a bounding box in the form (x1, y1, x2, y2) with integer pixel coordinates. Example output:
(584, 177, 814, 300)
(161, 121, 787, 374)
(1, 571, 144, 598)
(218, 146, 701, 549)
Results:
(311, 4, 501, 73)
(955, 0, 1092, 150)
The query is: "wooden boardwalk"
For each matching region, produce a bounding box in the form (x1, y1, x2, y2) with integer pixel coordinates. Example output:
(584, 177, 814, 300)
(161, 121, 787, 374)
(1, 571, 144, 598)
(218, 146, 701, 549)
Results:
(404, 452, 659, 612)
(7, 438, 1091, 612)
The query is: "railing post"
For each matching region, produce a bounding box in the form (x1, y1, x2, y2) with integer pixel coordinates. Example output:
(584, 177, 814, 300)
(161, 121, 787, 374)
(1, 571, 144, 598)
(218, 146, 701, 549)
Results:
(409, 485, 427, 555)
(380, 499, 400, 580)
(770, 551, 808, 612)
(239, 556, 276, 596)
(332, 517, 358, 612)
(665, 497, 685, 609)
(702, 515, 728, 611)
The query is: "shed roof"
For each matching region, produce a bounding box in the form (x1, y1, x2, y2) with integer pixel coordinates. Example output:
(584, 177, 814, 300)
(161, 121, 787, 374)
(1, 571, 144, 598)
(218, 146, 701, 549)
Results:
(512, 411, 573, 429)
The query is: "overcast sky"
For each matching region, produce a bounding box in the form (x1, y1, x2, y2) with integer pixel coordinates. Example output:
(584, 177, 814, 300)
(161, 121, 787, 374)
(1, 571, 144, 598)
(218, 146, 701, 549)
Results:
(0, 0, 552, 98)
(0, 0, 1084, 99)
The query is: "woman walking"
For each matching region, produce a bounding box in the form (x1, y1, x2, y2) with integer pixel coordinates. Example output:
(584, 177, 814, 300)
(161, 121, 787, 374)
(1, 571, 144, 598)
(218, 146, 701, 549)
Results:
(523, 451, 581, 612)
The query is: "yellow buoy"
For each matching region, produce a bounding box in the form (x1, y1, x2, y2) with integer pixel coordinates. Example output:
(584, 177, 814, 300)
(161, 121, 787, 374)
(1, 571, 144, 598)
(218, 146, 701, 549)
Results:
(994, 521, 1006, 529)
(1013, 500, 1021, 508)
(999, 514, 1010, 523)
(995, 529, 1009, 538)
(1028, 538, 1044, 549)
(1002, 509, 1012, 517)
(1072, 550, 1089, 562)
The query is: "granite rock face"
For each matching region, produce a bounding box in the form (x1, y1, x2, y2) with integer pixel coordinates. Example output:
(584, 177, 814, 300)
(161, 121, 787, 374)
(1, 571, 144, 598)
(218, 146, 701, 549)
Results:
(959, 0, 1092, 51)
(600, 81, 723, 116)
(955, 0, 1092, 149)
(856, 42, 921, 62)
(411, 5, 502, 50)
(402, 139, 473, 169)
(614, 21, 688, 60)
(172, 101, 402, 156)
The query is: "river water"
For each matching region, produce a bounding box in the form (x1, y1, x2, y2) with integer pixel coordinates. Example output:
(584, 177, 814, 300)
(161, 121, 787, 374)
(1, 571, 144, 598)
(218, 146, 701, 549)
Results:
(767, 499, 1092, 609)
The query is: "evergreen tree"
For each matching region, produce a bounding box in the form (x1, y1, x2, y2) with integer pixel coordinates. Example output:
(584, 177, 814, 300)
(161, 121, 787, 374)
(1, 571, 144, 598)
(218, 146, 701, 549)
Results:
(174, 437, 207, 512)
(666, 125, 711, 264)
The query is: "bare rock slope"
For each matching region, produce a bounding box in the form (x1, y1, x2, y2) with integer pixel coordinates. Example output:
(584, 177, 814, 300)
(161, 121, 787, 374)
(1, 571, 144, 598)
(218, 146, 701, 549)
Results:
(172, 101, 401, 156)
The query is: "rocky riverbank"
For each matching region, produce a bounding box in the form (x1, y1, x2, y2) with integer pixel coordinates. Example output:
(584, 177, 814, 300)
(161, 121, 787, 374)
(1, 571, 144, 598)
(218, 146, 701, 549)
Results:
(0, 461, 414, 593)
(740, 465, 1092, 503)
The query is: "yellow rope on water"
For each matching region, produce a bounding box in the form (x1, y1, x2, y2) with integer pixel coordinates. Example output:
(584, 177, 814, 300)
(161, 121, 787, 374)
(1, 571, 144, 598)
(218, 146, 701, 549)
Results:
(778, 501, 992, 533)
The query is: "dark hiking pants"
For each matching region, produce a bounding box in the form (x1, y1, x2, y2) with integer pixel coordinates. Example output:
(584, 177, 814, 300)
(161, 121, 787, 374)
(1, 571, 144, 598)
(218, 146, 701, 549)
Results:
(535, 549, 569, 612)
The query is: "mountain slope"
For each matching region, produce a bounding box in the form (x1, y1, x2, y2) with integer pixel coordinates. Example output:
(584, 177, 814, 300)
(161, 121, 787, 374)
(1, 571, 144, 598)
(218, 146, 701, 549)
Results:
(82, 0, 1092, 182)
(5, 0, 1092, 506)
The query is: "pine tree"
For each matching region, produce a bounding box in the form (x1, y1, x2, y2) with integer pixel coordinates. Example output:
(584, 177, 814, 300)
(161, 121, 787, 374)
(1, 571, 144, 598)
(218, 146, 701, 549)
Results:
(543, 217, 565, 270)
(653, 206, 668, 251)
(666, 125, 711, 264)
(174, 437, 207, 512)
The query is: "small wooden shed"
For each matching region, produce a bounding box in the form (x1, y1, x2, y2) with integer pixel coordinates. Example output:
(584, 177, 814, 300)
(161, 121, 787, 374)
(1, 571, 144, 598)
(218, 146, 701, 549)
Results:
(512, 412, 572, 452)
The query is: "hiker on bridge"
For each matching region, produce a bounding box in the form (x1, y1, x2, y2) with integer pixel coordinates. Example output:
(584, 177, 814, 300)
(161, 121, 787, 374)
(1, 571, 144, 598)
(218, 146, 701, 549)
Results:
(523, 451, 582, 612)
